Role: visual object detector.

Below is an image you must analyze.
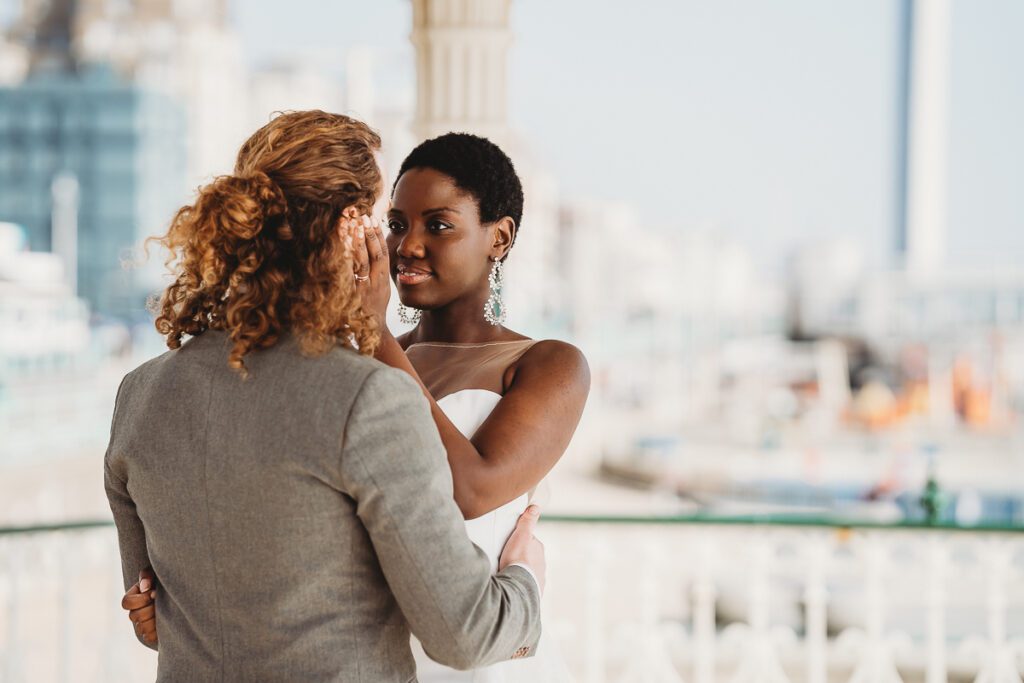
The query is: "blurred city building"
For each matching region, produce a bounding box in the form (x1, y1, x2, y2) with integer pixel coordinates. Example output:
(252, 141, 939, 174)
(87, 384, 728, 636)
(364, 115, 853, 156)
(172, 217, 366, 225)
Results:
(0, 0, 185, 318)
(18, 0, 248, 185)
(0, 220, 127, 475)
(1, 1, 1023, 681)
(0, 220, 87, 364)
(779, 0, 1024, 451)
(0, 0, 1018, 510)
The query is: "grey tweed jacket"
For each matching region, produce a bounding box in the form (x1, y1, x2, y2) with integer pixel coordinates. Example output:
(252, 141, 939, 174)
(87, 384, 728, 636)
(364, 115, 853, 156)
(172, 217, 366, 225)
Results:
(104, 331, 541, 682)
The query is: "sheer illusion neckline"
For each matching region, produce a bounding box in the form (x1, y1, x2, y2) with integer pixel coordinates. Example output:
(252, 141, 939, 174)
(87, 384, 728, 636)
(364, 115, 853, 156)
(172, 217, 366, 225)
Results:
(405, 339, 534, 350)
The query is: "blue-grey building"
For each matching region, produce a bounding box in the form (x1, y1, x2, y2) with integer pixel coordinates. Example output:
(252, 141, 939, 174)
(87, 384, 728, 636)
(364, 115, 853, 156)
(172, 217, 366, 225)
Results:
(0, 63, 186, 319)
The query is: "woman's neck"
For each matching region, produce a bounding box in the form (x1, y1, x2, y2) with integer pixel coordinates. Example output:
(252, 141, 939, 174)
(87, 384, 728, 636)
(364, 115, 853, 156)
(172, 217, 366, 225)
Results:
(406, 290, 511, 345)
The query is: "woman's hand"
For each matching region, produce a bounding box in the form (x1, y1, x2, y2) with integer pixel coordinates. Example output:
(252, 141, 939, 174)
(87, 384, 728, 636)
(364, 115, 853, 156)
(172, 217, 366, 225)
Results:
(121, 567, 158, 646)
(344, 211, 391, 326)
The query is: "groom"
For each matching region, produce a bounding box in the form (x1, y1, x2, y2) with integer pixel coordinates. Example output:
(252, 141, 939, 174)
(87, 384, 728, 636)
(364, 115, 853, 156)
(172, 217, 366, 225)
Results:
(104, 111, 543, 682)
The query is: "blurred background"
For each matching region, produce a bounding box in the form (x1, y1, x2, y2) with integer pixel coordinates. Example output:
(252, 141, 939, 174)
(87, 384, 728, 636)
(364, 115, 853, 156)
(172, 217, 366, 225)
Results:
(1, 0, 1023, 680)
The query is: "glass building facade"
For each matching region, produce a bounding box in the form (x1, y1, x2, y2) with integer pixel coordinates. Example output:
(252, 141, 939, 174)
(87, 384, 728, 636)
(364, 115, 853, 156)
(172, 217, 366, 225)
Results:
(0, 65, 185, 319)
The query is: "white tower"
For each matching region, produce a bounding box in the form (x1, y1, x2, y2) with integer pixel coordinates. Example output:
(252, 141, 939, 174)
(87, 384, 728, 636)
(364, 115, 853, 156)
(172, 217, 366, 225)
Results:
(50, 171, 79, 296)
(407, 0, 563, 333)
(410, 0, 513, 144)
(905, 0, 951, 280)
(345, 46, 376, 122)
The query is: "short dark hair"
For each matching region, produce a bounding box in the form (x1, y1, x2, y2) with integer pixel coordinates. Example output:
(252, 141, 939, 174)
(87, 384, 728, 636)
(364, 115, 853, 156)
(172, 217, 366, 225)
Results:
(395, 133, 524, 235)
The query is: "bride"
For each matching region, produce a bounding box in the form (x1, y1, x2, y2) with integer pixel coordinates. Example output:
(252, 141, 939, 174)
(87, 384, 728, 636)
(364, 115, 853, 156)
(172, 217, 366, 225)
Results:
(122, 132, 589, 681)
(365, 132, 589, 680)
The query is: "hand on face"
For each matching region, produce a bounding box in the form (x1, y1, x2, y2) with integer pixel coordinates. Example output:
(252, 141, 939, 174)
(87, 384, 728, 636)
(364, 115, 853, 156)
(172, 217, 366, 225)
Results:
(342, 208, 391, 326)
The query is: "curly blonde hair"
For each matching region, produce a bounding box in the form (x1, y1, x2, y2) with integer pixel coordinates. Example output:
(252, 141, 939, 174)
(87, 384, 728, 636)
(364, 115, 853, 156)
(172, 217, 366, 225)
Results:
(152, 110, 383, 372)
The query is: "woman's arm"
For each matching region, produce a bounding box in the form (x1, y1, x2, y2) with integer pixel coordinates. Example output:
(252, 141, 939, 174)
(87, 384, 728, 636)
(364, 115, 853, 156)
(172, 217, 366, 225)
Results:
(353, 217, 590, 519)
(376, 331, 590, 519)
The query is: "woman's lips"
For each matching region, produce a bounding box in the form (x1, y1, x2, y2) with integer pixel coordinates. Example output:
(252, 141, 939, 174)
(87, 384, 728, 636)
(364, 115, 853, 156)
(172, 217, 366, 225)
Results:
(397, 271, 432, 286)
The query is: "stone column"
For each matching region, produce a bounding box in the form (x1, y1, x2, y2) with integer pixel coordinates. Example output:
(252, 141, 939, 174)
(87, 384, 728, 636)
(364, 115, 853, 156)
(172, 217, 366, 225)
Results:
(410, 0, 513, 144)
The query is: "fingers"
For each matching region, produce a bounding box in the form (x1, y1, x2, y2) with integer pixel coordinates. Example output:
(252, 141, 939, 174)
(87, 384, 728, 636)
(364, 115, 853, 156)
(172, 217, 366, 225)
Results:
(126, 583, 158, 644)
(122, 591, 155, 611)
(343, 216, 369, 278)
(121, 582, 141, 610)
(128, 603, 155, 625)
(139, 567, 154, 593)
(365, 216, 392, 284)
(122, 581, 156, 611)
(365, 216, 384, 263)
(134, 618, 158, 644)
(512, 505, 541, 537)
(340, 211, 386, 282)
(339, 217, 354, 251)
(373, 220, 390, 268)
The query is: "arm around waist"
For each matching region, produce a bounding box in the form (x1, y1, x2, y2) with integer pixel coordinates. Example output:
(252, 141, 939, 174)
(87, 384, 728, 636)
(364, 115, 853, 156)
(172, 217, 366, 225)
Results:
(339, 367, 542, 669)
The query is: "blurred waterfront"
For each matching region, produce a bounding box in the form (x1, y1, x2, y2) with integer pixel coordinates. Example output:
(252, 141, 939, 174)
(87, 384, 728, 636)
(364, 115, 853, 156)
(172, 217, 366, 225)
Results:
(1, 0, 1023, 680)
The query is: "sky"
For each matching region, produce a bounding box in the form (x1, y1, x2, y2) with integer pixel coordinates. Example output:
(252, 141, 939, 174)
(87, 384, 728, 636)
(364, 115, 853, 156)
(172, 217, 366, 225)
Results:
(22, 0, 1021, 271)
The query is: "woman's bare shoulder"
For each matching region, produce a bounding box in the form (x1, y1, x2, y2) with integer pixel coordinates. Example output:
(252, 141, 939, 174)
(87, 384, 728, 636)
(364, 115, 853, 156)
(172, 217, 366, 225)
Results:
(517, 339, 590, 385)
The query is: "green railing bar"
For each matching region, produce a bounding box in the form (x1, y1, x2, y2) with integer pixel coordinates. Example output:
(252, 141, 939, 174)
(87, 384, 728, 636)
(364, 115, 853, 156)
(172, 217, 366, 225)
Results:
(0, 520, 115, 536)
(541, 513, 1024, 533)
(2, 514, 1023, 536)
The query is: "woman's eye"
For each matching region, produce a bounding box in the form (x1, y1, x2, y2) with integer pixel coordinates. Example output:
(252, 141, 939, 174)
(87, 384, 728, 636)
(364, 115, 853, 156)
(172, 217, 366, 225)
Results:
(428, 220, 453, 232)
(387, 220, 405, 233)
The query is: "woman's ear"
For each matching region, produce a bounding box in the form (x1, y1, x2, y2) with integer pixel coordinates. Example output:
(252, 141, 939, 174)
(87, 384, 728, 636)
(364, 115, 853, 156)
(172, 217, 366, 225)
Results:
(490, 217, 517, 260)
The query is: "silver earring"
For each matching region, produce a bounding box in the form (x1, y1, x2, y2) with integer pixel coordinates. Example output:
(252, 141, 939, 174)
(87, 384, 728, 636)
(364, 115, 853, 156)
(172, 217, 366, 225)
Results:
(398, 303, 421, 325)
(484, 259, 506, 326)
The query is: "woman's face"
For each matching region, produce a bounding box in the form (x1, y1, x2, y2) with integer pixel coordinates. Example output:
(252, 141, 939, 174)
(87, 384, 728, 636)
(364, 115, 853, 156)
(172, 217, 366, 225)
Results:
(386, 167, 498, 310)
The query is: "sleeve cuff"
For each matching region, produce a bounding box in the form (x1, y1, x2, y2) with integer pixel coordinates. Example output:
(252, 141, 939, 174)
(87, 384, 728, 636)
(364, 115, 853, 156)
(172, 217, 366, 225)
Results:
(507, 562, 540, 593)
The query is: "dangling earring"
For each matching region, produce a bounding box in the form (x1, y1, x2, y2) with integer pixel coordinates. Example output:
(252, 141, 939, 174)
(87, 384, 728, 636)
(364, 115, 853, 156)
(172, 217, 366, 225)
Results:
(484, 258, 506, 326)
(398, 302, 421, 325)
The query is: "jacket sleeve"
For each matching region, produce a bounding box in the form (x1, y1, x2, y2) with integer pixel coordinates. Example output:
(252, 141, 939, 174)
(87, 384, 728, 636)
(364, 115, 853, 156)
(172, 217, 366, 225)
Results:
(339, 366, 542, 670)
(103, 374, 158, 651)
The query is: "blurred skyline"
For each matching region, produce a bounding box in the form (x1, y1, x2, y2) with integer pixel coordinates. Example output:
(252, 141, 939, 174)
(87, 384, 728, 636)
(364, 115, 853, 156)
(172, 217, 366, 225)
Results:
(3, 5, 1024, 677)
(229, 0, 1024, 270)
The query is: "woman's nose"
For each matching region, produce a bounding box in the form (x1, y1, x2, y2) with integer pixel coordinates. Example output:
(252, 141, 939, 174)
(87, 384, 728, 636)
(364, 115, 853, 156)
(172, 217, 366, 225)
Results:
(396, 231, 426, 259)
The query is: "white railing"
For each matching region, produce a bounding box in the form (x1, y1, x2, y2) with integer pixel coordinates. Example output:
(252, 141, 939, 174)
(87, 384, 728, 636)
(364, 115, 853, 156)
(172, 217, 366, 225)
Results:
(0, 524, 156, 682)
(539, 517, 1024, 683)
(1, 519, 1023, 682)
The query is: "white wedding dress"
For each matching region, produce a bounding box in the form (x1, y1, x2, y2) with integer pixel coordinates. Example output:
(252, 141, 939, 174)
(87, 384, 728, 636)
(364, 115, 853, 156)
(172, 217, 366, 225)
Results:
(405, 341, 571, 683)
